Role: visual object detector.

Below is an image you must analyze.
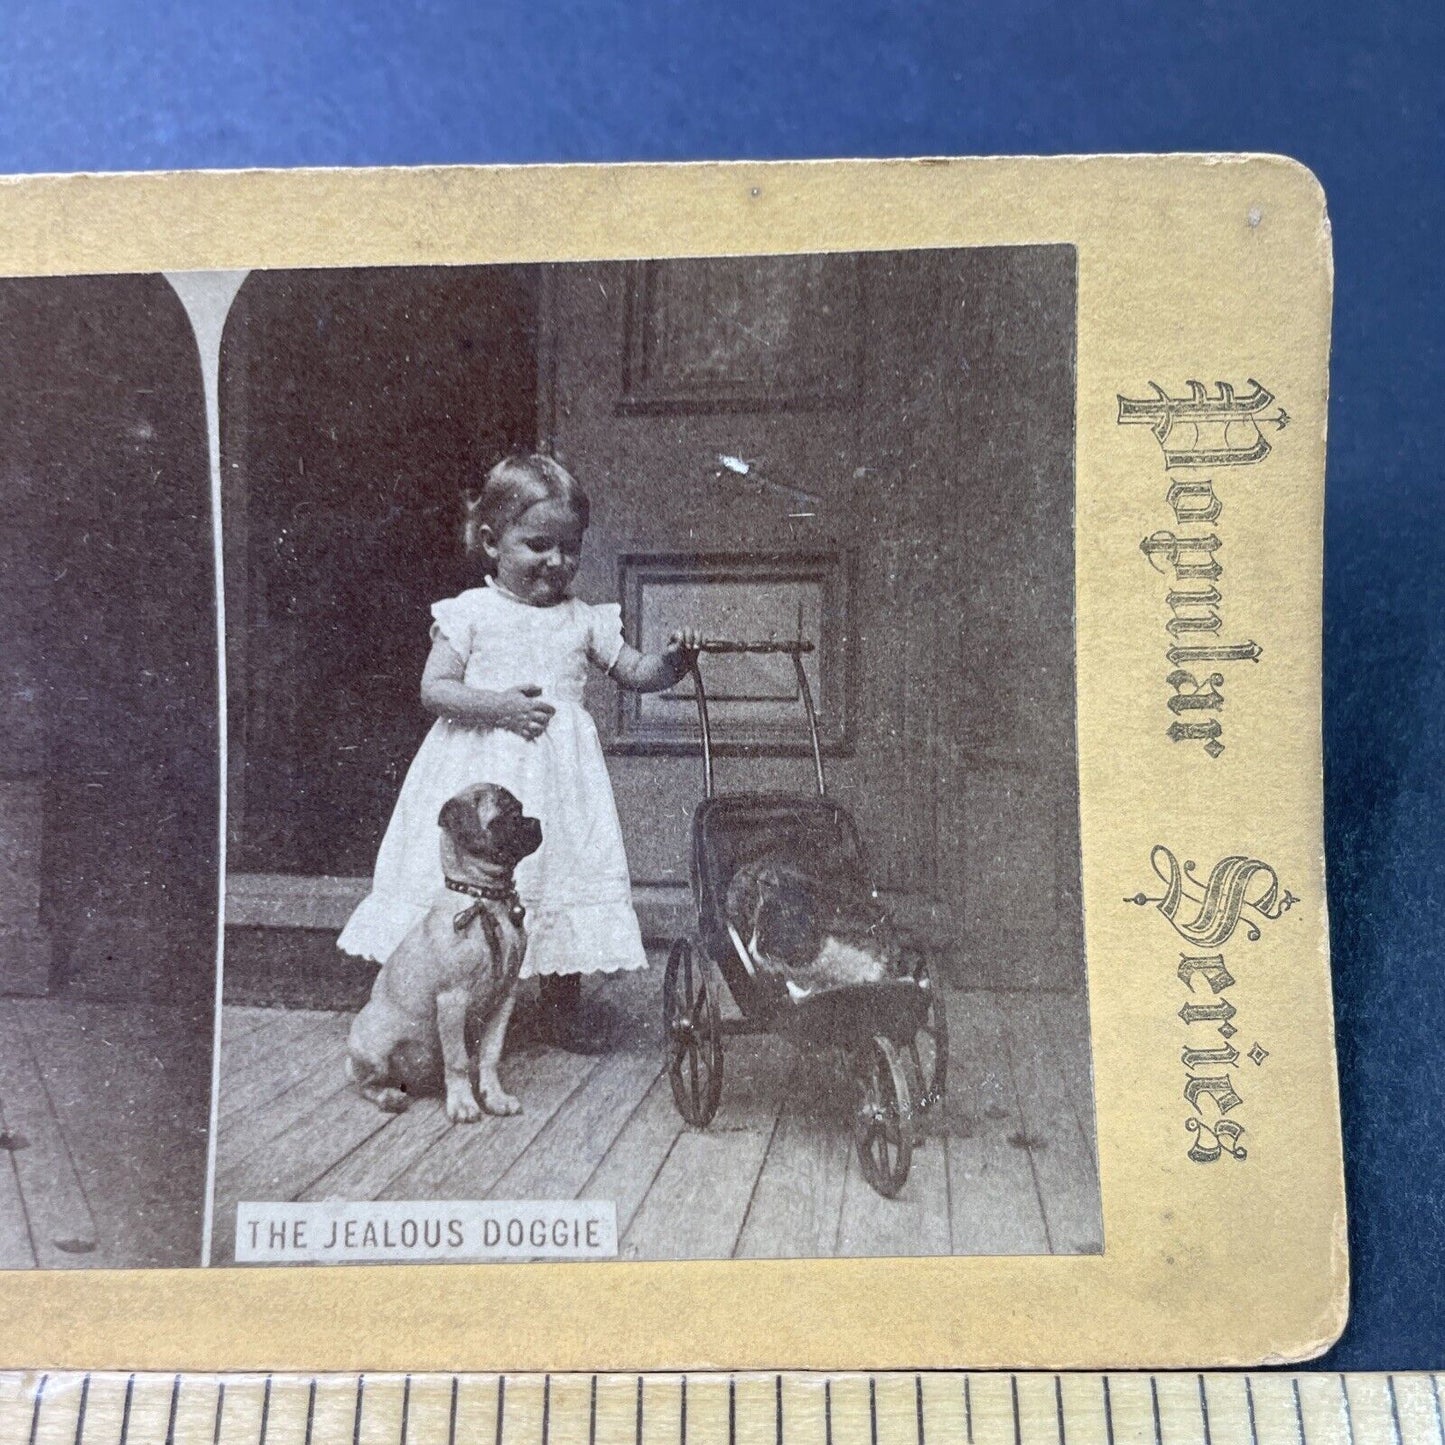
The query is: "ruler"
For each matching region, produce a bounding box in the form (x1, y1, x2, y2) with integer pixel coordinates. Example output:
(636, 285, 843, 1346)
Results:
(3, 1373, 1443, 1445)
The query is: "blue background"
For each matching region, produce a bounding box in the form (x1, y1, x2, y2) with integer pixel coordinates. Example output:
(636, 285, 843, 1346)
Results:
(2, 0, 1441, 1368)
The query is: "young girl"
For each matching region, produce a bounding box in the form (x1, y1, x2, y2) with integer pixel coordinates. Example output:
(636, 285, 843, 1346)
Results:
(337, 453, 700, 1047)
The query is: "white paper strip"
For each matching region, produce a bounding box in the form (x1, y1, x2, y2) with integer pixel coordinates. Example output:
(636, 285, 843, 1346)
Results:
(235, 1200, 618, 1263)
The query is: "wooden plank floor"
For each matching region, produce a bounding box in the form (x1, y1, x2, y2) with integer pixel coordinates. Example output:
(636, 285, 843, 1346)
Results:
(212, 973, 1103, 1262)
(0, 997, 213, 1268)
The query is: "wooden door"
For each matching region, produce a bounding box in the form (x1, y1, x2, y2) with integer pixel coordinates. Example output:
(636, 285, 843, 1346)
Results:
(222, 266, 540, 876)
(0, 274, 217, 1001)
(546, 249, 1082, 989)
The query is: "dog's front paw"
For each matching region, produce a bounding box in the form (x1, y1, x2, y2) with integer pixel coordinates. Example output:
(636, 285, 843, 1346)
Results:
(479, 1080, 522, 1117)
(445, 1087, 484, 1124)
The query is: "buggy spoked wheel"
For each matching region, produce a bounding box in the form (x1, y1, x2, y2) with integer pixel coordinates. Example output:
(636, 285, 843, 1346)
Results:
(854, 1035, 914, 1198)
(910, 961, 949, 1113)
(663, 938, 723, 1126)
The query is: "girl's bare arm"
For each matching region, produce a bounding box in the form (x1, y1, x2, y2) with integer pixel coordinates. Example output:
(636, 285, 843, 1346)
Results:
(420, 637, 555, 736)
(608, 628, 704, 693)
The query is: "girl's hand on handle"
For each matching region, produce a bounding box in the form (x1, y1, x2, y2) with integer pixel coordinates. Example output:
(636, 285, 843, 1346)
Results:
(663, 627, 705, 677)
(607, 629, 705, 693)
(499, 684, 555, 741)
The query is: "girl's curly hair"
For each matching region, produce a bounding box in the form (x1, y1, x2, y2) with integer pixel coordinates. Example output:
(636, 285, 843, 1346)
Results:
(462, 453, 590, 571)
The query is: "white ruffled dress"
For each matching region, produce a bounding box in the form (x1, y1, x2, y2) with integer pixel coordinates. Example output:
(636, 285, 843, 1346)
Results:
(336, 579, 648, 977)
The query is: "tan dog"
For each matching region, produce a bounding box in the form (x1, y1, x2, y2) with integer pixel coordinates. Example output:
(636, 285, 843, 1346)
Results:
(725, 854, 899, 1000)
(347, 783, 542, 1122)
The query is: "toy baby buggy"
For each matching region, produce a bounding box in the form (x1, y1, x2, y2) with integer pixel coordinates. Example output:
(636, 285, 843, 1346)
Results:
(663, 640, 948, 1198)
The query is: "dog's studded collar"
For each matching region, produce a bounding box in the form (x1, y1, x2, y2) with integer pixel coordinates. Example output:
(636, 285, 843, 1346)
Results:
(445, 877, 526, 933)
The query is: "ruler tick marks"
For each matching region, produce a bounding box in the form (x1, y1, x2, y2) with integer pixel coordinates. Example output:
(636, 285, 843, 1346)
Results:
(34, 1370, 1445, 1445)
(165, 1377, 181, 1445)
(27, 1373, 47, 1445)
(120, 1373, 135, 1445)
(75, 1374, 90, 1445)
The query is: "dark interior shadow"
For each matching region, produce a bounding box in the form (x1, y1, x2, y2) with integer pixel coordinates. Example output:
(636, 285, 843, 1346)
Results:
(0, 272, 217, 1266)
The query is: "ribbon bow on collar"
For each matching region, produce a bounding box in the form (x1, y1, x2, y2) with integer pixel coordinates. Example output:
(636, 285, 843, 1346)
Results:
(446, 877, 526, 934)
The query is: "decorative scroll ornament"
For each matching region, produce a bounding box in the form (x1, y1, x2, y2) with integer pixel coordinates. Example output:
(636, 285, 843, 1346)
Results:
(1116, 379, 1289, 468)
(1128, 846, 1297, 947)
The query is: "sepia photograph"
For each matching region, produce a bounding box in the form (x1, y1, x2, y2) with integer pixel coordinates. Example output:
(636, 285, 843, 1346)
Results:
(0, 275, 219, 1269)
(0, 246, 1100, 1271)
(209, 246, 1101, 1263)
(0, 156, 1346, 1371)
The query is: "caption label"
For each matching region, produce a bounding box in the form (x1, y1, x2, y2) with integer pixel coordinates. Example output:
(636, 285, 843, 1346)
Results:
(235, 1200, 618, 1263)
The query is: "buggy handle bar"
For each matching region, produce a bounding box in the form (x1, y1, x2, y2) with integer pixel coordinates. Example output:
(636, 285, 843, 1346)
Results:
(694, 639, 815, 656)
(687, 641, 825, 799)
